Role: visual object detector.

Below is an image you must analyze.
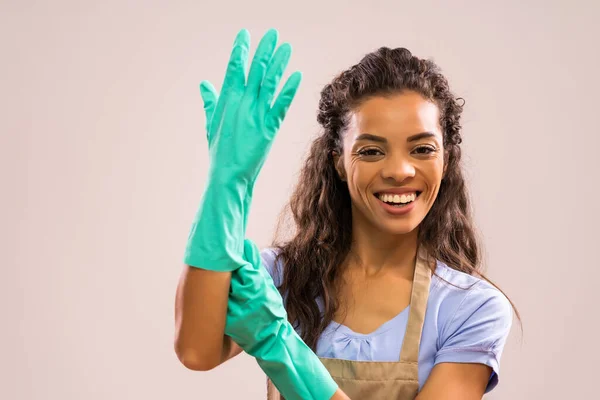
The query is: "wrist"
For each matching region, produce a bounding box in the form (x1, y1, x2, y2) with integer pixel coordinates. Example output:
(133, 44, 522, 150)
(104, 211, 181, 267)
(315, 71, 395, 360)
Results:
(207, 163, 256, 189)
(202, 173, 253, 202)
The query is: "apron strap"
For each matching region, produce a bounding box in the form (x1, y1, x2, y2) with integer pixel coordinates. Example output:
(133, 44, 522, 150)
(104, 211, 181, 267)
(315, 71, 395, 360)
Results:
(399, 247, 432, 363)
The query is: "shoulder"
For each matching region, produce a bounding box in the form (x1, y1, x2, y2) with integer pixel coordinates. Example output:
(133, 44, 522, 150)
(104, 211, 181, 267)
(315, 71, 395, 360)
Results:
(430, 261, 513, 349)
(432, 261, 513, 317)
(425, 261, 514, 393)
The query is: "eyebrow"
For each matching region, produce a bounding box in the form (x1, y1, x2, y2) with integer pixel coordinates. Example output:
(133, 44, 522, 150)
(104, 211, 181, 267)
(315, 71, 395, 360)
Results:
(355, 131, 438, 143)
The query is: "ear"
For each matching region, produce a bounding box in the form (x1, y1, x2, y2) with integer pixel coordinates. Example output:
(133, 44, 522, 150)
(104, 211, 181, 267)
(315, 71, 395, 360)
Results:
(331, 150, 346, 181)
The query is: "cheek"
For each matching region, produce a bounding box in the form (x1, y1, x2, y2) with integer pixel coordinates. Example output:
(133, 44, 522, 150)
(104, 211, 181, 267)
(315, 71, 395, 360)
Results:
(427, 156, 445, 181)
(423, 162, 444, 200)
(347, 159, 376, 192)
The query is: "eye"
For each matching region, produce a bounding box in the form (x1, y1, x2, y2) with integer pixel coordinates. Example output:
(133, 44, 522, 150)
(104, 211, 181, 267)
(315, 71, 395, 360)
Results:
(412, 145, 437, 155)
(357, 148, 383, 157)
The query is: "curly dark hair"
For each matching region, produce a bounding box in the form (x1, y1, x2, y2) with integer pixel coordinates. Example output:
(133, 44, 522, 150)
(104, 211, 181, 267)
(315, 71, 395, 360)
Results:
(271, 46, 519, 350)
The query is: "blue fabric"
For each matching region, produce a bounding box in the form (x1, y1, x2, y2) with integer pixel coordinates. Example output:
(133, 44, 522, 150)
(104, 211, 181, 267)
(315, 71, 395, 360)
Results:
(260, 248, 513, 393)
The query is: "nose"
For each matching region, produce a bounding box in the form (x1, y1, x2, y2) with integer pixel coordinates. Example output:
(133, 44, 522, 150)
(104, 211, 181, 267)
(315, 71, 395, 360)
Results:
(380, 155, 416, 183)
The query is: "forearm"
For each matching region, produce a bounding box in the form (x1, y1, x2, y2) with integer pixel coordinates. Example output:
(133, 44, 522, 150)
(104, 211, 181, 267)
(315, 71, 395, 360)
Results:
(330, 388, 351, 400)
(250, 321, 340, 400)
(174, 266, 231, 370)
(226, 250, 340, 400)
(183, 179, 249, 270)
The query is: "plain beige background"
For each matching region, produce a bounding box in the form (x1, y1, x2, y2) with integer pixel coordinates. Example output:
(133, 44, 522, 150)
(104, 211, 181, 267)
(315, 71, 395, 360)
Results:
(2, 0, 599, 399)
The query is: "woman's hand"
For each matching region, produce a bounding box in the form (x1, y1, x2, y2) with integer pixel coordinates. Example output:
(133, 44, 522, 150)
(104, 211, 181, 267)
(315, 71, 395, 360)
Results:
(201, 28, 302, 185)
(183, 28, 301, 271)
(225, 238, 339, 400)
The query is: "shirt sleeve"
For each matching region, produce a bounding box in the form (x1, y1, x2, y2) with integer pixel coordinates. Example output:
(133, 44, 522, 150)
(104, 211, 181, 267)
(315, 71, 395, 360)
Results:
(260, 247, 284, 287)
(434, 282, 513, 393)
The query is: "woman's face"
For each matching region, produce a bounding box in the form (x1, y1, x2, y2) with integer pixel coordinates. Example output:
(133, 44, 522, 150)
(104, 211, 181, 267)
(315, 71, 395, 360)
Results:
(334, 91, 445, 236)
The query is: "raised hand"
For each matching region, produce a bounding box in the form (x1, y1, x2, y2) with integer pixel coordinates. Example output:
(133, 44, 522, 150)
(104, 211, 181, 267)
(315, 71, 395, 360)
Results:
(184, 28, 301, 272)
(200, 28, 302, 183)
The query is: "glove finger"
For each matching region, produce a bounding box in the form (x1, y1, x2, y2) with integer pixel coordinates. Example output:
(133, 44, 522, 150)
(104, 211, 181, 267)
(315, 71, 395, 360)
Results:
(208, 29, 249, 149)
(199, 80, 218, 142)
(221, 28, 250, 96)
(265, 71, 302, 134)
(243, 239, 262, 268)
(229, 261, 259, 300)
(246, 28, 278, 97)
(258, 42, 292, 113)
(225, 263, 259, 340)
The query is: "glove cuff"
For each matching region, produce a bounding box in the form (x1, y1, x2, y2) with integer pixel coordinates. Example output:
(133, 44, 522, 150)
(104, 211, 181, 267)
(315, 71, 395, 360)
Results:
(183, 179, 251, 271)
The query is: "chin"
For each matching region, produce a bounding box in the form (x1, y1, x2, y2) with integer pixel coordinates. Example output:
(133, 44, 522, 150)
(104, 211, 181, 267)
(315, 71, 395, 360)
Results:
(376, 219, 420, 236)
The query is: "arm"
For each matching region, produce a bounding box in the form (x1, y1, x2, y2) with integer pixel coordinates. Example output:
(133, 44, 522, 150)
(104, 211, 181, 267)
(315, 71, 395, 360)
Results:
(330, 389, 351, 400)
(173, 267, 243, 371)
(173, 263, 349, 399)
(415, 282, 513, 399)
(415, 363, 491, 400)
(178, 28, 342, 399)
(226, 239, 342, 400)
(221, 335, 244, 362)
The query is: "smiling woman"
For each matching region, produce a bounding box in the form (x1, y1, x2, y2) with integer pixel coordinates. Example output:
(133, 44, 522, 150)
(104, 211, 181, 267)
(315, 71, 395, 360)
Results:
(261, 47, 518, 399)
(176, 28, 517, 400)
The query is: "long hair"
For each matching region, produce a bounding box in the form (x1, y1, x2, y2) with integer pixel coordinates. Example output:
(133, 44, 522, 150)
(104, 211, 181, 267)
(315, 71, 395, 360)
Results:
(272, 47, 520, 350)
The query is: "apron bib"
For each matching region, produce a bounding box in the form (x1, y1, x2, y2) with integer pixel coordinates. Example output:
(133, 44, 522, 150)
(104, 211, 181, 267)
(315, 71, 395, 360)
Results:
(267, 248, 432, 400)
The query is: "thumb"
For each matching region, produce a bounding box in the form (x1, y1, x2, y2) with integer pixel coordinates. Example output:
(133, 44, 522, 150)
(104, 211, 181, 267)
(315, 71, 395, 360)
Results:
(242, 239, 262, 268)
(199, 80, 218, 142)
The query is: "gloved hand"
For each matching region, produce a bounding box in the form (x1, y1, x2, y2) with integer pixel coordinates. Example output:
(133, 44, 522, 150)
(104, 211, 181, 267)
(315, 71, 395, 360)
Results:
(184, 27, 338, 399)
(183, 28, 302, 271)
(226, 239, 339, 400)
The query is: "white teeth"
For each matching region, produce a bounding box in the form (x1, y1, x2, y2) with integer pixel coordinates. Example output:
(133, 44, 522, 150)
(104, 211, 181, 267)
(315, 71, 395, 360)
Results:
(378, 192, 417, 204)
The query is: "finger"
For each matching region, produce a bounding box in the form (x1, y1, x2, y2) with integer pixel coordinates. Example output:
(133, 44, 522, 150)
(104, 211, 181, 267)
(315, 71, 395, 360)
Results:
(258, 42, 292, 110)
(265, 71, 302, 133)
(210, 29, 249, 146)
(243, 239, 261, 267)
(220, 28, 250, 96)
(246, 28, 278, 97)
(199, 80, 218, 141)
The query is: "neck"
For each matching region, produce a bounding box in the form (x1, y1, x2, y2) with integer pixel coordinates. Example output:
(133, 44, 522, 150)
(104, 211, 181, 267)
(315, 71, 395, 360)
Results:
(347, 214, 419, 279)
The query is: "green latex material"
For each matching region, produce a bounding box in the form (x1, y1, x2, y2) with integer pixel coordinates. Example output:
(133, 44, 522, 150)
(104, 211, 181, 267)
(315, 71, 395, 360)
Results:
(226, 239, 338, 400)
(184, 28, 338, 399)
(183, 28, 301, 271)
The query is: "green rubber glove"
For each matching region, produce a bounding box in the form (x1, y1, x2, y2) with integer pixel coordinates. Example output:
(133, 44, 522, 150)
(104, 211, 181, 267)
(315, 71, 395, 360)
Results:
(226, 239, 339, 400)
(183, 28, 301, 271)
(184, 27, 338, 399)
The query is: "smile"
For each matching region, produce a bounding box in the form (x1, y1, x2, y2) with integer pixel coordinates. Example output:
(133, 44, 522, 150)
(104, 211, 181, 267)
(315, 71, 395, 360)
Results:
(375, 191, 420, 206)
(373, 191, 422, 215)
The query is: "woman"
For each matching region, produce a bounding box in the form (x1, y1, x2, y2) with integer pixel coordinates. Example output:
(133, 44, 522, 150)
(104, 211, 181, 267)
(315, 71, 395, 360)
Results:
(175, 28, 515, 400)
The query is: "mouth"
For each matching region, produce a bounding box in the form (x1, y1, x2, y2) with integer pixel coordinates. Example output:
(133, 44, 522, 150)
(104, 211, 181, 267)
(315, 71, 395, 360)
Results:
(374, 191, 422, 208)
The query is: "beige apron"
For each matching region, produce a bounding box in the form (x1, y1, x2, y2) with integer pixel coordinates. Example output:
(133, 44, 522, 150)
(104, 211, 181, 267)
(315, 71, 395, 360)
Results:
(267, 249, 432, 400)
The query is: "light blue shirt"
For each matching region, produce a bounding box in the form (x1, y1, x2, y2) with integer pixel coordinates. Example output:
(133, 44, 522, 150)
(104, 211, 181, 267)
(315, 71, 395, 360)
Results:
(260, 248, 513, 393)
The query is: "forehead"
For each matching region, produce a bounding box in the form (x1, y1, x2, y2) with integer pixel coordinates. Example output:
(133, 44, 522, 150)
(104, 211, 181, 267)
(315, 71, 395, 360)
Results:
(346, 91, 441, 140)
